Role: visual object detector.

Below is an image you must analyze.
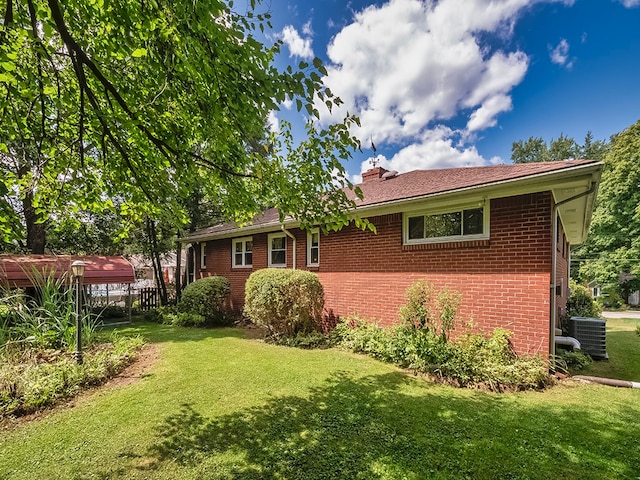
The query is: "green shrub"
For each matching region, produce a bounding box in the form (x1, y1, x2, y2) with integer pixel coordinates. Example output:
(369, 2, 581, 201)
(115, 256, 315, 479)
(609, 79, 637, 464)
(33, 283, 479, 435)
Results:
(332, 318, 549, 391)
(275, 331, 330, 349)
(0, 333, 144, 417)
(178, 276, 231, 326)
(555, 349, 593, 373)
(596, 288, 624, 310)
(162, 312, 206, 327)
(244, 269, 324, 337)
(636, 324, 640, 337)
(399, 279, 461, 339)
(566, 280, 602, 318)
(142, 308, 163, 324)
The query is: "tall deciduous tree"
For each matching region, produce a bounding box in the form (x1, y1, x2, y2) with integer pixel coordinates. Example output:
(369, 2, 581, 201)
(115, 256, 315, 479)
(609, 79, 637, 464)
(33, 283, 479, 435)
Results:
(577, 120, 640, 296)
(0, 0, 366, 253)
(511, 132, 608, 164)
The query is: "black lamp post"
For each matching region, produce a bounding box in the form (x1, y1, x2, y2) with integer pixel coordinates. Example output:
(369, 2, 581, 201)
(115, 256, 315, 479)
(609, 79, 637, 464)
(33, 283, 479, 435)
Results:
(71, 260, 86, 365)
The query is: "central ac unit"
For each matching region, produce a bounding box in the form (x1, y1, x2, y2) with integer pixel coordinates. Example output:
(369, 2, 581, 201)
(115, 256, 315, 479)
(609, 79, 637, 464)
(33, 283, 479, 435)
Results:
(569, 317, 608, 359)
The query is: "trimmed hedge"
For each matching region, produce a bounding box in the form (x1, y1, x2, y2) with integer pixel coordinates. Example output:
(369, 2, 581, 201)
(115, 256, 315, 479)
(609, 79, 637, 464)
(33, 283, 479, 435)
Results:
(244, 269, 324, 336)
(178, 276, 231, 325)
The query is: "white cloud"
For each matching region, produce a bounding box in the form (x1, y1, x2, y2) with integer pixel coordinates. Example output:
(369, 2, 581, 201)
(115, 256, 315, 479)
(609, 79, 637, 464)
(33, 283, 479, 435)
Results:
(619, 0, 640, 7)
(302, 20, 314, 36)
(280, 25, 314, 59)
(317, 0, 568, 169)
(357, 126, 489, 178)
(267, 110, 279, 133)
(549, 38, 573, 68)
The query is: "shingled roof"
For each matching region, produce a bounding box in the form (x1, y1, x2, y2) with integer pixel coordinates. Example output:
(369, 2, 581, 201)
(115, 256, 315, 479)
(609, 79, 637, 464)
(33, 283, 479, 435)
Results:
(182, 159, 601, 242)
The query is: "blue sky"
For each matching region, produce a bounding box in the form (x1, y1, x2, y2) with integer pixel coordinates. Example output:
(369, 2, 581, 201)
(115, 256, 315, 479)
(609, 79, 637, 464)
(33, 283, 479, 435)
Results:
(260, 0, 640, 182)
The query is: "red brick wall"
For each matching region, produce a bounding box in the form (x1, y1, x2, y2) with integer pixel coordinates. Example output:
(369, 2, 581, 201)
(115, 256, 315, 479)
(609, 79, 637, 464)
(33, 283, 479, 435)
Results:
(195, 191, 555, 355)
(555, 216, 569, 327)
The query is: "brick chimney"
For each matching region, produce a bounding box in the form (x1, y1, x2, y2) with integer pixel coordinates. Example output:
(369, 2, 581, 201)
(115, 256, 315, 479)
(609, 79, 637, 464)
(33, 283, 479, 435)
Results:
(362, 167, 388, 183)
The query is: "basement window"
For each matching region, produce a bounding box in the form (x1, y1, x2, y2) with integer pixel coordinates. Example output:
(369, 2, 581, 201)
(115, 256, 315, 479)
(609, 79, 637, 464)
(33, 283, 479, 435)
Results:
(403, 204, 489, 244)
(232, 237, 253, 268)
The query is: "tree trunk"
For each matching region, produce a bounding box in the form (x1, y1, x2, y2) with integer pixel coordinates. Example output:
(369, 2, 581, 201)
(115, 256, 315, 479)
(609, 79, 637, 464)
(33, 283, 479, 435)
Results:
(23, 190, 46, 254)
(175, 236, 182, 302)
(146, 218, 168, 305)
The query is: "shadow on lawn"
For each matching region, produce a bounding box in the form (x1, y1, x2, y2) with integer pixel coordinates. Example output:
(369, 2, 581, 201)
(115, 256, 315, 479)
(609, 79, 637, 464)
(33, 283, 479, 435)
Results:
(144, 371, 640, 480)
(115, 321, 247, 345)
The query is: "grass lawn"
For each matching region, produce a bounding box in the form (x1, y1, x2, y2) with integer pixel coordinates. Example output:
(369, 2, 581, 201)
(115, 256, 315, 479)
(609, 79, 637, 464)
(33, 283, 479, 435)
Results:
(0, 321, 639, 480)
(580, 317, 640, 381)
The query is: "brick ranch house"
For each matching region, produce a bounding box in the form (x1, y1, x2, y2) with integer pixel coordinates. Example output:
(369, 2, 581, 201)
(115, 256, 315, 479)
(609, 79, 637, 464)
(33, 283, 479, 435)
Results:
(181, 159, 602, 356)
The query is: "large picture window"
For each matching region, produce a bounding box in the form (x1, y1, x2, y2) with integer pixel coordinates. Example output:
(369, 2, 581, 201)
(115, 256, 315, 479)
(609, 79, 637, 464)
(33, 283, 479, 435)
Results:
(232, 237, 253, 268)
(268, 233, 287, 267)
(307, 228, 320, 266)
(404, 204, 488, 244)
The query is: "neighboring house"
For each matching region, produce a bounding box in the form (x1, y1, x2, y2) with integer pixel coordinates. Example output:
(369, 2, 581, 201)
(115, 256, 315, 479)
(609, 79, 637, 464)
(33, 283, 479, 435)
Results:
(181, 159, 602, 356)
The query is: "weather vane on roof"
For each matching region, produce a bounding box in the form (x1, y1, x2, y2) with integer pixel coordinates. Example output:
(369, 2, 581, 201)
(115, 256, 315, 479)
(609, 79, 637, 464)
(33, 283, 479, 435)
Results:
(370, 137, 379, 168)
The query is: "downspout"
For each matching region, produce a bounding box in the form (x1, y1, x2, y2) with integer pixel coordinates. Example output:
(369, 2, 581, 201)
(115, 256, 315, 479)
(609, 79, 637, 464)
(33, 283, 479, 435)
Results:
(550, 182, 597, 357)
(281, 226, 296, 270)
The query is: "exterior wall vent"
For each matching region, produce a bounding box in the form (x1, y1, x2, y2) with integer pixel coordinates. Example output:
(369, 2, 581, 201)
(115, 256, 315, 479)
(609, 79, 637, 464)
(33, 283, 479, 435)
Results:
(569, 317, 608, 359)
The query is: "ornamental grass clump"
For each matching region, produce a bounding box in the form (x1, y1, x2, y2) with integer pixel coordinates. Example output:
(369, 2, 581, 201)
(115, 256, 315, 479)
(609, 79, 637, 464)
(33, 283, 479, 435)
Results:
(244, 269, 324, 337)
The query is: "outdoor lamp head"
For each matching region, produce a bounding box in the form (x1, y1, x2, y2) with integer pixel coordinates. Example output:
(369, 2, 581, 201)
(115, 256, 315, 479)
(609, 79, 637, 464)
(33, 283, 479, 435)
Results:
(71, 260, 86, 278)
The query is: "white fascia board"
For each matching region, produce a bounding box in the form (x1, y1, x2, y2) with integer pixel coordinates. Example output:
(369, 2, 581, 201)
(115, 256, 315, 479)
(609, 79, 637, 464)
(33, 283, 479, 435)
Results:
(179, 219, 301, 244)
(355, 163, 602, 220)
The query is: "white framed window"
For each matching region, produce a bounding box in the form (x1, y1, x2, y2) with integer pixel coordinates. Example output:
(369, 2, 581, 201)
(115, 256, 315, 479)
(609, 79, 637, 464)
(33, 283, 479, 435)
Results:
(200, 242, 207, 269)
(307, 228, 320, 266)
(268, 233, 286, 267)
(403, 203, 489, 245)
(232, 237, 253, 268)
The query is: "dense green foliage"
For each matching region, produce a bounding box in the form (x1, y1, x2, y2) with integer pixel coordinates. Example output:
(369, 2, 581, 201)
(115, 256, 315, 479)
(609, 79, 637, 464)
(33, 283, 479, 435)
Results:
(399, 279, 461, 339)
(0, 333, 143, 417)
(565, 280, 602, 319)
(178, 276, 231, 325)
(0, 270, 144, 417)
(555, 349, 593, 373)
(0, 0, 368, 252)
(0, 271, 96, 350)
(244, 268, 324, 336)
(332, 318, 549, 391)
(1, 321, 639, 479)
(577, 120, 640, 297)
(511, 131, 609, 164)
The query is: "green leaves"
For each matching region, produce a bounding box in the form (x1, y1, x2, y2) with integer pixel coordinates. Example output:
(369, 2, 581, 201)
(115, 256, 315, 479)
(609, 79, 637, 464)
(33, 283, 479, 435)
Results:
(131, 48, 147, 57)
(577, 120, 640, 288)
(1, 0, 363, 251)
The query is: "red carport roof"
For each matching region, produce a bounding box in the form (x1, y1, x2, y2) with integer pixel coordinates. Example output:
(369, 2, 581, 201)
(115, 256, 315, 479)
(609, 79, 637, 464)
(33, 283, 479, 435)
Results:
(0, 255, 135, 288)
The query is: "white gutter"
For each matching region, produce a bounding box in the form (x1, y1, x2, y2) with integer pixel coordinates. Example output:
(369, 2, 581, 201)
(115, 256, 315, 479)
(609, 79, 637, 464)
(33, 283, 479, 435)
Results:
(551, 182, 597, 357)
(281, 226, 296, 270)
